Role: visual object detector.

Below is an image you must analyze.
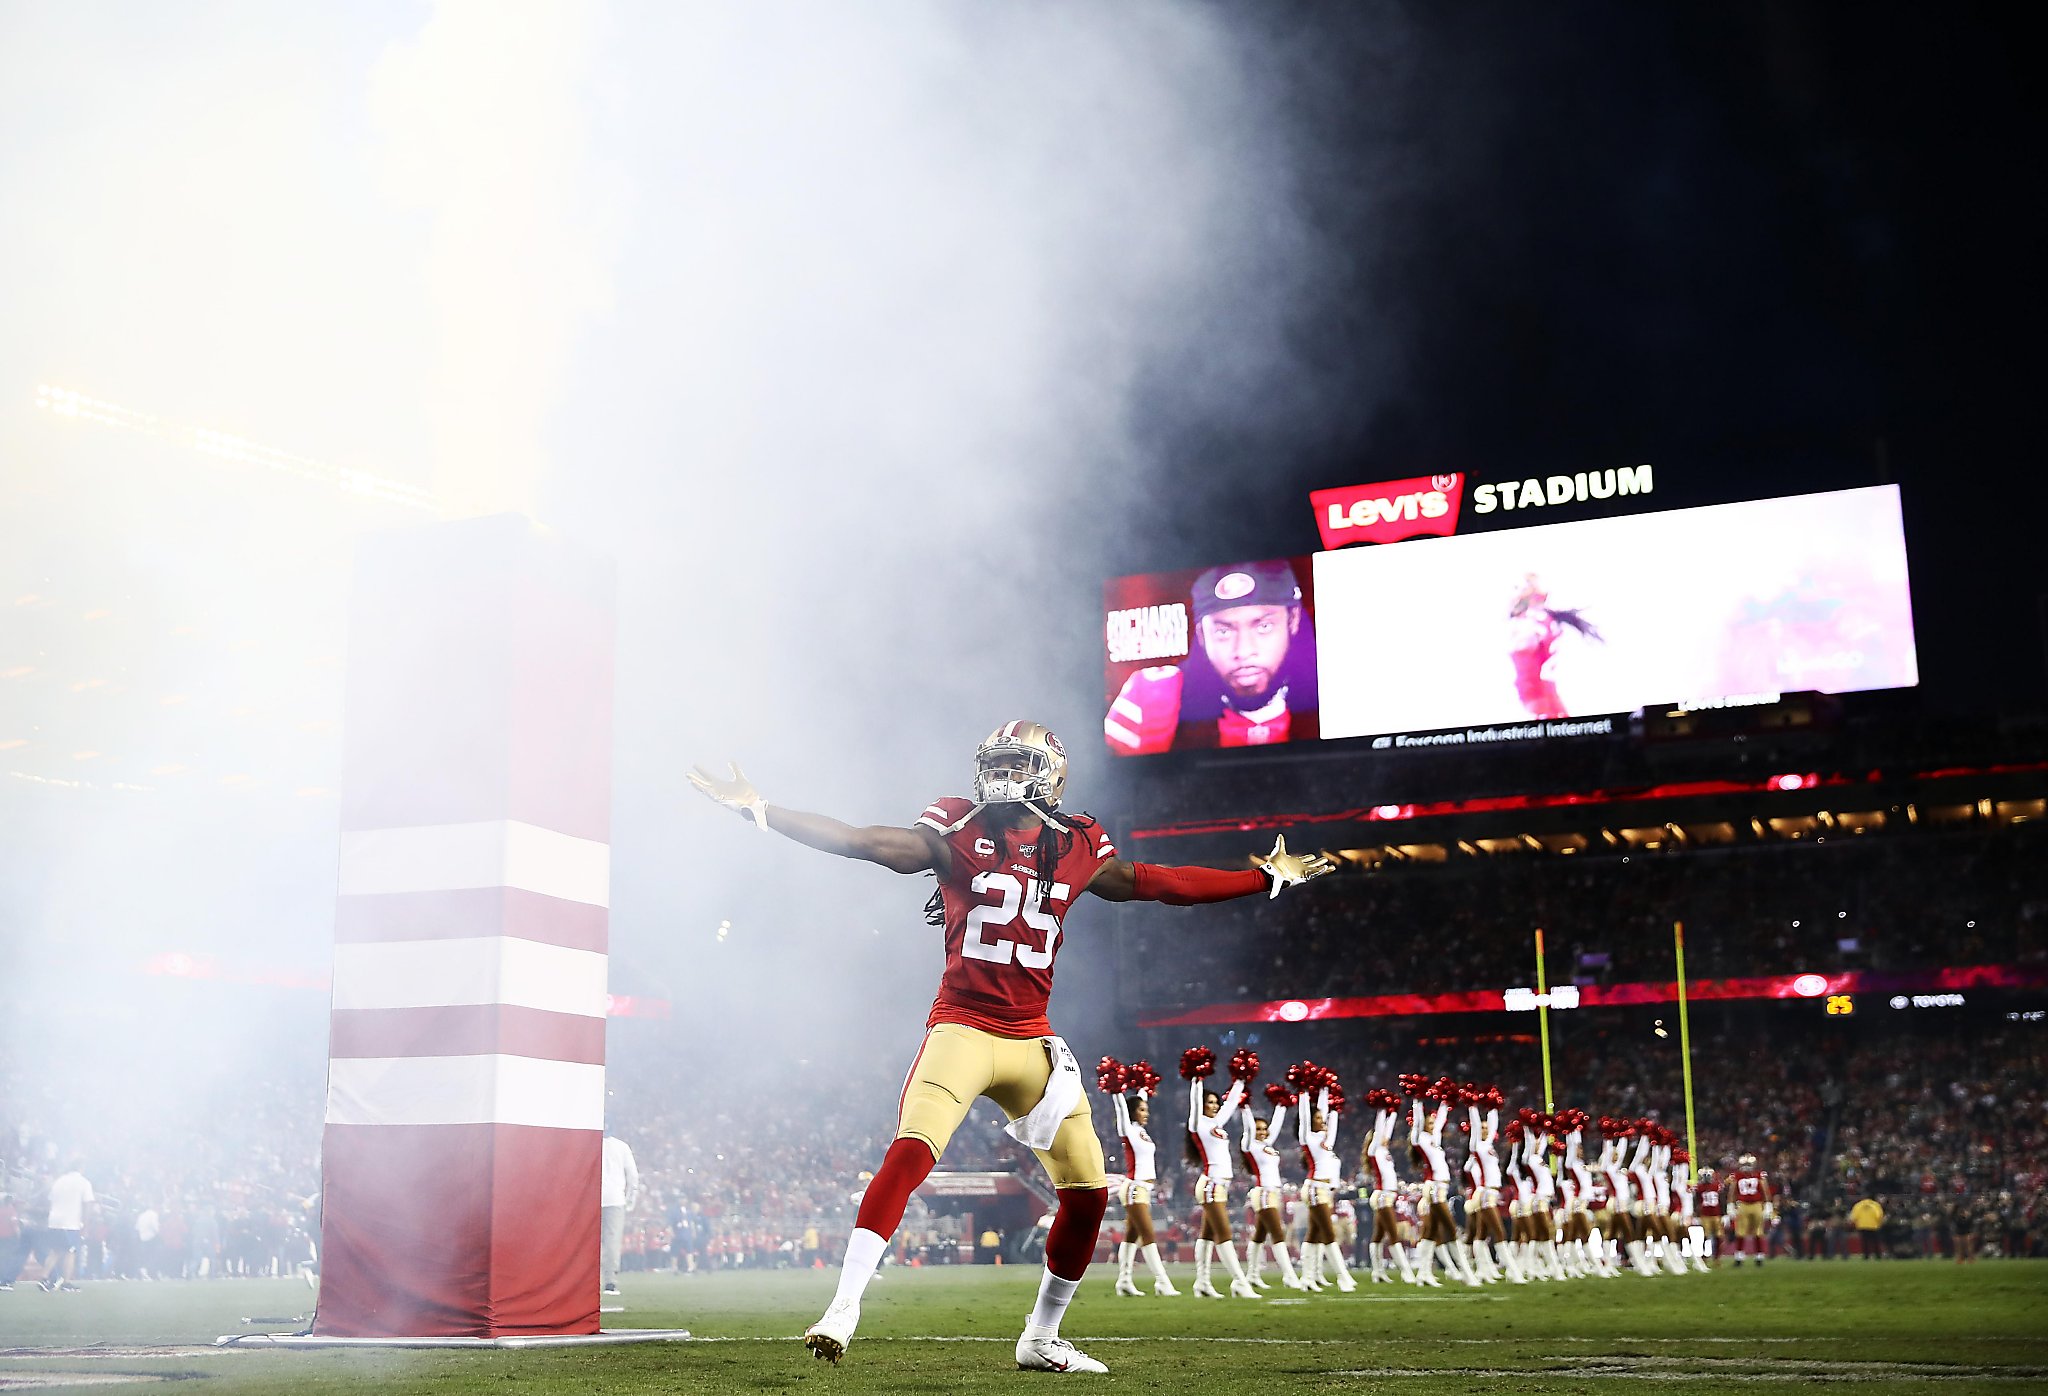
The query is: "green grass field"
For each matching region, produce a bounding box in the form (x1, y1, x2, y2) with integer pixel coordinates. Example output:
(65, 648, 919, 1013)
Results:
(4, 1261, 2046, 1393)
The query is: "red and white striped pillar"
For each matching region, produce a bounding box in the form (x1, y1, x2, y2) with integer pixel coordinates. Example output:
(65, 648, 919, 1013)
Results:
(313, 516, 614, 1338)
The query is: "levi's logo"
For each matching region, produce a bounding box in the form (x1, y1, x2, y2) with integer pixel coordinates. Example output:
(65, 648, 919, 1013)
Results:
(1310, 473, 1464, 549)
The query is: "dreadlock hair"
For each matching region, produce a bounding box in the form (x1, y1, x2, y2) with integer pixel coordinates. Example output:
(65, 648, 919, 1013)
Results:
(1546, 606, 1605, 643)
(922, 807, 1095, 926)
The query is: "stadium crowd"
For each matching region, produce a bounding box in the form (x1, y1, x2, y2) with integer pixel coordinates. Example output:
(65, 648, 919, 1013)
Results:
(1119, 822, 2045, 1008)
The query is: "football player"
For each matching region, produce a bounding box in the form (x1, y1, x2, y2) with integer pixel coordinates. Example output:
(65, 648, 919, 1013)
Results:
(1105, 560, 1319, 754)
(690, 722, 1333, 1373)
(1727, 1153, 1772, 1267)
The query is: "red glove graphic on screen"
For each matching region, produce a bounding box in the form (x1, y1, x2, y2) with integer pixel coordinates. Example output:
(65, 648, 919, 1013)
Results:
(1104, 665, 1183, 754)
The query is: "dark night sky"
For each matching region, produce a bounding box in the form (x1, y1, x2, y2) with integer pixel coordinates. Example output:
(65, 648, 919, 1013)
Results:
(1128, 2, 2046, 712)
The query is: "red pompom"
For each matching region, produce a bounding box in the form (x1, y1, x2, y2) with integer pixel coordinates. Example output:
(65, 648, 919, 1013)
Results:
(1228, 1049, 1260, 1084)
(1096, 1056, 1126, 1095)
(1264, 1082, 1296, 1108)
(1179, 1046, 1216, 1081)
(1128, 1059, 1163, 1095)
(1325, 1085, 1345, 1114)
(1398, 1071, 1427, 1097)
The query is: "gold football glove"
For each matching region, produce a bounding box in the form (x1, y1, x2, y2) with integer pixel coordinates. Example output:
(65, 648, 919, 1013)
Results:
(688, 761, 770, 832)
(1251, 834, 1336, 900)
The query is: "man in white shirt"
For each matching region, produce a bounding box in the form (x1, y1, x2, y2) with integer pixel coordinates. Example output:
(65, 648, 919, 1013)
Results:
(134, 1203, 161, 1280)
(42, 1161, 94, 1292)
(600, 1136, 639, 1296)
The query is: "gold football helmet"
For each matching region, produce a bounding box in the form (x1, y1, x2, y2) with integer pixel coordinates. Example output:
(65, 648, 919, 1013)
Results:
(973, 721, 1068, 811)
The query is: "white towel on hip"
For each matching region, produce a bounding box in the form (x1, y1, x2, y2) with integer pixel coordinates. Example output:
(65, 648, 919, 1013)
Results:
(1003, 1036, 1083, 1150)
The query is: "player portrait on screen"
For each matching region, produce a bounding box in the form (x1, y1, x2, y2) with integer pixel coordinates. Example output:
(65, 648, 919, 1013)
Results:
(1105, 559, 1319, 755)
(1506, 572, 1604, 719)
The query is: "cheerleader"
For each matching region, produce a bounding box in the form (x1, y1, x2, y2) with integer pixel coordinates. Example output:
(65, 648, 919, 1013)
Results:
(1240, 1087, 1307, 1290)
(1297, 1080, 1357, 1291)
(1604, 1122, 1655, 1276)
(1633, 1123, 1682, 1275)
(1404, 1078, 1470, 1286)
(1521, 1113, 1564, 1280)
(1361, 1088, 1417, 1284)
(1501, 1122, 1536, 1279)
(1558, 1109, 1613, 1277)
(1647, 1127, 1687, 1275)
(1459, 1088, 1521, 1284)
(1187, 1064, 1258, 1298)
(1106, 1063, 1178, 1296)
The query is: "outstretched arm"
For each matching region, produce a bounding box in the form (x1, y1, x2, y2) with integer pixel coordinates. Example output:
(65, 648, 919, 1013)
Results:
(1085, 834, 1336, 903)
(689, 763, 948, 875)
(1219, 1077, 1247, 1122)
(1111, 1092, 1132, 1137)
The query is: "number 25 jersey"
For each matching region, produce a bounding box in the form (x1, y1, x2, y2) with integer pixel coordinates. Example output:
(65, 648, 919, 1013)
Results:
(914, 797, 1118, 1038)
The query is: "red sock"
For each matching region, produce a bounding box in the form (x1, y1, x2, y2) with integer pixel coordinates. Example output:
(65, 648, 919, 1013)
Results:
(854, 1138, 938, 1239)
(1044, 1187, 1108, 1280)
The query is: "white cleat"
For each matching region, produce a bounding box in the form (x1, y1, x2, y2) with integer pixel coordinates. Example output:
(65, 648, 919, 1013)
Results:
(1016, 1333, 1109, 1374)
(1228, 1277, 1262, 1299)
(1113, 1277, 1143, 1296)
(1152, 1277, 1180, 1297)
(803, 1297, 859, 1365)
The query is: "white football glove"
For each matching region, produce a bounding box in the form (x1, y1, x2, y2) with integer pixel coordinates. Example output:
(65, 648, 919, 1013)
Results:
(688, 761, 769, 832)
(1251, 834, 1336, 900)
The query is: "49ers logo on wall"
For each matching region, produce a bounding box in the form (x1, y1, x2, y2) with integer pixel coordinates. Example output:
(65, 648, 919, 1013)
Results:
(1310, 474, 1464, 549)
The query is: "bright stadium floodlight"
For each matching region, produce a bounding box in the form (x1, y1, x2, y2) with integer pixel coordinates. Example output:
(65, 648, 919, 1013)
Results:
(35, 382, 440, 514)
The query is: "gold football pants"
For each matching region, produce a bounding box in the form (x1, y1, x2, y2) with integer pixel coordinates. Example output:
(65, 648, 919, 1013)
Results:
(896, 1021, 1106, 1190)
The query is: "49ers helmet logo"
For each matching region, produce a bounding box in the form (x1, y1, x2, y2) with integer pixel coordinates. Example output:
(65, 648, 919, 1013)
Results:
(1214, 571, 1257, 602)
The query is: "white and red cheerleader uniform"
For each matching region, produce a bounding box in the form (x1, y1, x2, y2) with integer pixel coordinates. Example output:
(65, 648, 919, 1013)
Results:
(1411, 1099, 1454, 1203)
(1409, 1099, 1464, 1286)
(1188, 1074, 1253, 1296)
(1190, 1074, 1247, 1205)
(1364, 1105, 1416, 1285)
(1367, 1106, 1403, 1210)
(1112, 1091, 1157, 1211)
(1109, 1091, 1176, 1293)
(1461, 1105, 1519, 1285)
(1299, 1088, 1356, 1291)
(1524, 1127, 1562, 1280)
(1242, 1102, 1288, 1216)
(1240, 1103, 1304, 1290)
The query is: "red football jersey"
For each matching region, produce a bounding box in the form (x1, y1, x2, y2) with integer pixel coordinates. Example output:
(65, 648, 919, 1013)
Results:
(1729, 1169, 1770, 1204)
(914, 797, 1117, 1037)
(1696, 1183, 1724, 1216)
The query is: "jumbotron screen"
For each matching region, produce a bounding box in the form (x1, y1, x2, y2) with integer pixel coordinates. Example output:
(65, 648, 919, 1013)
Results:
(1102, 485, 1917, 755)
